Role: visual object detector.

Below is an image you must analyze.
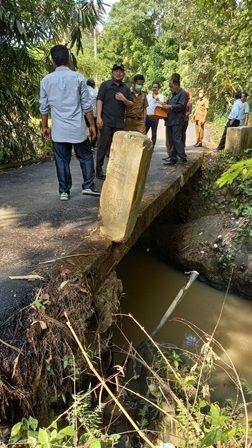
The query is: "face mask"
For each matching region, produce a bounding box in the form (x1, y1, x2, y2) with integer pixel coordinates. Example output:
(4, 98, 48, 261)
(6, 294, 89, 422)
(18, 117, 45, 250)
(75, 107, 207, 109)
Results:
(135, 84, 143, 92)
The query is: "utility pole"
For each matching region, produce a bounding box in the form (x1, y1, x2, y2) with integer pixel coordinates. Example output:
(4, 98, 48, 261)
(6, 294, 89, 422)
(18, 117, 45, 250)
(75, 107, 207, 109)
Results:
(93, 26, 98, 85)
(93, 26, 97, 58)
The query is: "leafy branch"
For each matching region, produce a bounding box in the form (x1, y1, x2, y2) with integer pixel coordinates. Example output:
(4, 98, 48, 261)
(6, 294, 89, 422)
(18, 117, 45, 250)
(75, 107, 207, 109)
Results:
(216, 158, 252, 188)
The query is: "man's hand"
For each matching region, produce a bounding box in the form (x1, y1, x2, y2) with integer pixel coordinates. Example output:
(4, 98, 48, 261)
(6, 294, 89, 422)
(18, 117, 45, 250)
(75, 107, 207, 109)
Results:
(89, 126, 96, 140)
(115, 92, 127, 102)
(162, 104, 172, 111)
(200, 120, 205, 126)
(97, 117, 103, 129)
(43, 127, 51, 140)
(41, 114, 50, 140)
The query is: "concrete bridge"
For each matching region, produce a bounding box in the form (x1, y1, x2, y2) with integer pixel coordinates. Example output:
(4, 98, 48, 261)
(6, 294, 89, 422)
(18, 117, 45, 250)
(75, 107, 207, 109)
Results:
(0, 123, 203, 329)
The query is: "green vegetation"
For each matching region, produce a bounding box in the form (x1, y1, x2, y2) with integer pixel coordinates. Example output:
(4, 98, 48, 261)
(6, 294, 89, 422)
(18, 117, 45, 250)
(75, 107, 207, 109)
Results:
(98, 0, 252, 108)
(216, 158, 252, 188)
(1, 0, 251, 163)
(0, 0, 105, 164)
(215, 153, 252, 218)
(8, 395, 120, 447)
(4, 314, 252, 447)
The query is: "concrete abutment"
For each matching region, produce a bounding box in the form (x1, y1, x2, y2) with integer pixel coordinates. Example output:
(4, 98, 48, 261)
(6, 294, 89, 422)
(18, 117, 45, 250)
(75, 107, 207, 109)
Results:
(225, 126, 252, 155)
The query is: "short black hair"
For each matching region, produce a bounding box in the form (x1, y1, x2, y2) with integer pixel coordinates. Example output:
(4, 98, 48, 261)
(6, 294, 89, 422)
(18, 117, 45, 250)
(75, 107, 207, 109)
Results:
(234, 91, 242, 99)
(242, 91, 249, 98)
(152, 81, 160, 88)
(170, 73, 180, 85)
(87, 79, 96, 88)
(133, 74, 145, 83)
(50, 45, 69, 67)
(172, 72, 181, 81)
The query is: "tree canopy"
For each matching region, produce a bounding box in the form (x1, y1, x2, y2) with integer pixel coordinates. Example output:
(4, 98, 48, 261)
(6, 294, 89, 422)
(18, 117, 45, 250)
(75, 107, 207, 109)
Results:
(0, 0, 105, 163)
(0, 0, 251, 163)
(98, 0, 251, 113)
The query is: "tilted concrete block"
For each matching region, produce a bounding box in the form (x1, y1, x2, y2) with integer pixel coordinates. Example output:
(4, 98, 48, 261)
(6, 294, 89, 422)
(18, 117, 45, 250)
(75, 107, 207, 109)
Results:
(99, 131, 153, 242)
(225, 126, 252, 155)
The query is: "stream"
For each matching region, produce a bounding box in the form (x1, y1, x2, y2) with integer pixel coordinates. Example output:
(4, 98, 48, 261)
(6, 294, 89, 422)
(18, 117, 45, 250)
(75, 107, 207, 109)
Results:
(115, 246, 252, 401)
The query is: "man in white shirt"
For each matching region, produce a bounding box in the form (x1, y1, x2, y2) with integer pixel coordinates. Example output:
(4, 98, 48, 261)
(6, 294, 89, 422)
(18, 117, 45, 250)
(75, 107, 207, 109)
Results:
(86, 79, 98, 149)
(216, 92, 245, 150)
(39, 45, 100, 200)
(146, 82, 164, 148)
(240, 92, 250, 126)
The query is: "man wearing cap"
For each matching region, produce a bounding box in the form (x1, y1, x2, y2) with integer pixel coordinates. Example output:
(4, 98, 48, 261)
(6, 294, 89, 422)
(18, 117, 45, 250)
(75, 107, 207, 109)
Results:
(96, 63, 133, 180)
(124, 74, 148, 134)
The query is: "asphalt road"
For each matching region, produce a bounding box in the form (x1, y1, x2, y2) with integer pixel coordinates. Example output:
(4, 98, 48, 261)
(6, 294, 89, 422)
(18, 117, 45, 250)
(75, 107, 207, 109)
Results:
(0, 122, 200, 327)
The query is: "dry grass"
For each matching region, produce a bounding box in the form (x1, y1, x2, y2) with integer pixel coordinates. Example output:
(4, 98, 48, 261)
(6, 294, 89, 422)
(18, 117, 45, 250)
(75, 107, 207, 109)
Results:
(0, 268, 122, 423)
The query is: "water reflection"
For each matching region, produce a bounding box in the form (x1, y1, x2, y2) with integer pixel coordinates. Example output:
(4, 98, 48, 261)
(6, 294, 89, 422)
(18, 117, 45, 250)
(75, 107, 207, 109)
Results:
(116, 247, 252, 397)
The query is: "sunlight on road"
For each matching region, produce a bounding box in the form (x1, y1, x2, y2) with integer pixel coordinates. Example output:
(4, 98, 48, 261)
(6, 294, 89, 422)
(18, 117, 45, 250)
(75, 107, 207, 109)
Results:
(0, 207, 25, 228)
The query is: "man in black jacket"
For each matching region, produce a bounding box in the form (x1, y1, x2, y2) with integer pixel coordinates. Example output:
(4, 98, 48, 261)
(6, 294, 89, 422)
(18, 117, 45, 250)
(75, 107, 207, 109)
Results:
(163, 74, 187, 165)
(96, 63, 133, 180)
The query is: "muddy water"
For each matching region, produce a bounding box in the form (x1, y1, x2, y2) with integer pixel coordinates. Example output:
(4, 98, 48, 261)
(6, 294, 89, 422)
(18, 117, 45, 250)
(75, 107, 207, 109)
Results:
(116, 247, 252, 400)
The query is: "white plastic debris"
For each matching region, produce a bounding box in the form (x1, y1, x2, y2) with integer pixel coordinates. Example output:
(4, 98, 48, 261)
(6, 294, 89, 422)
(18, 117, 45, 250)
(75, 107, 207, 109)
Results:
(157, 443, 176, 448)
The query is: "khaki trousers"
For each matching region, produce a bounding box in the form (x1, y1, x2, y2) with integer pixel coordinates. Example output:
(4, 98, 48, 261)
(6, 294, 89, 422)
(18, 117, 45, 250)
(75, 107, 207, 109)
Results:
(195, 120, 205, 144)
(125, 117, 146, 134)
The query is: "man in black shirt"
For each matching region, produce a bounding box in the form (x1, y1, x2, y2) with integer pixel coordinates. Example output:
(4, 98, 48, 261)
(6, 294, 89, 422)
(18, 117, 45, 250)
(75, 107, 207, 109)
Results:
(96, 63, 133, 180)
(163, 74, 187, 165)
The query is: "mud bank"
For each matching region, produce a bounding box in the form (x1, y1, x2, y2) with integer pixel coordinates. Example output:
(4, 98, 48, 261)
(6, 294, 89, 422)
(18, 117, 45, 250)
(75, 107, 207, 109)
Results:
(140, 153, 252, 299)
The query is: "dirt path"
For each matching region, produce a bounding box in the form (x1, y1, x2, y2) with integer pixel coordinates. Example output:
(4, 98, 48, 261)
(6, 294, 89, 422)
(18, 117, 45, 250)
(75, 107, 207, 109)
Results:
(0, 122, 201, 321)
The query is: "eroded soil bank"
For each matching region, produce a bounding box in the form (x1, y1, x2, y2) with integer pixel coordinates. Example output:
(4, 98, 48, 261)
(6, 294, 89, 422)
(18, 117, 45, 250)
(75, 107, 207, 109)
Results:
(0, 264, 122, 424)
(140, 152, 252, 299)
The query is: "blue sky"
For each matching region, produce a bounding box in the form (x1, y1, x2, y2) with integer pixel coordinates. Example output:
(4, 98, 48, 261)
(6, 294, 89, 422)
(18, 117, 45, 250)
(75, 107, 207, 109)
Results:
(103, 0, 118, 19)
(98, 0, 118, 29)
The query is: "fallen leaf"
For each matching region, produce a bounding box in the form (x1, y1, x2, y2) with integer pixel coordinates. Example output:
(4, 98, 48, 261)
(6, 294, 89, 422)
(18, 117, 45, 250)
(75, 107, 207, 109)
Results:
(59, 280, 70, 290)
(31, 320, 47, 330)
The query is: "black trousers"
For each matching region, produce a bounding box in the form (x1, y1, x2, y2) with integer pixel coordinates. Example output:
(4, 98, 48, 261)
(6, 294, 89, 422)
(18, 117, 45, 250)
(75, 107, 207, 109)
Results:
(182, 120, 189, 146)
(85, 116, 98, 148)
(218, 119, 240, 150)
(96, 125, 123, 173)
(167, 124, 187, 162)
(145, 116, 159, 147)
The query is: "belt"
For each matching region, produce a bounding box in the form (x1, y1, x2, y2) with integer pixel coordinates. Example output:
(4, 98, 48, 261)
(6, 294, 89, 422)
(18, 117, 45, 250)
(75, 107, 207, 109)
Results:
(126, 116, 143, 120)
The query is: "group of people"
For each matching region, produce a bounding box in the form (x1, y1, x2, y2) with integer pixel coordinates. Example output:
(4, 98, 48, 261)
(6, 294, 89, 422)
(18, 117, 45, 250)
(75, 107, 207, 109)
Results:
(95, 69, 190, 171)
(39, 44, 249, 201)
